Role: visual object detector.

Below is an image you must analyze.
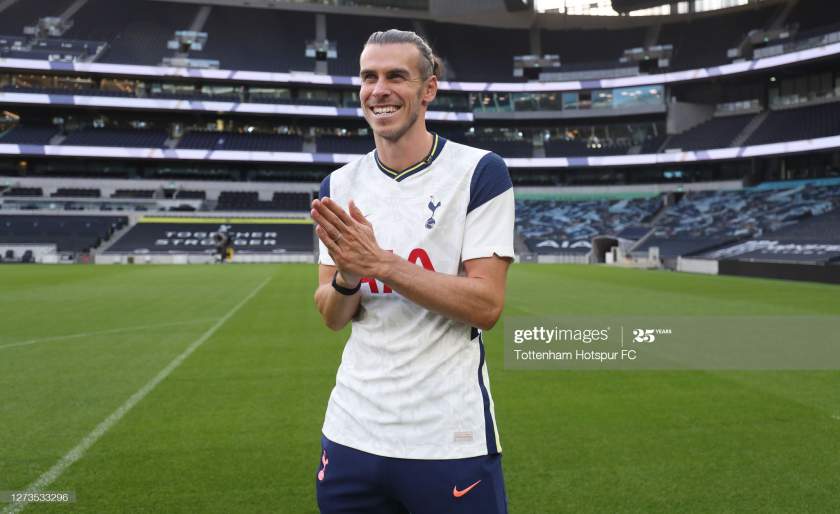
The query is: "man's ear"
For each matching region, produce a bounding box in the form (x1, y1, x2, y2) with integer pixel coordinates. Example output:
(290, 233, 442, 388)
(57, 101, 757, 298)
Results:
(423, 76, 438, 106)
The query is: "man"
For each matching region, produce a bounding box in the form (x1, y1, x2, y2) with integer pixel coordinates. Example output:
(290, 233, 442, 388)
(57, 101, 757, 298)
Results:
(311, 29, 514, 514)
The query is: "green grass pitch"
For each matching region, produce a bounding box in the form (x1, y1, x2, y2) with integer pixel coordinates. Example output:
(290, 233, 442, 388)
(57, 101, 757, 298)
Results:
(1, 264, 839, 513)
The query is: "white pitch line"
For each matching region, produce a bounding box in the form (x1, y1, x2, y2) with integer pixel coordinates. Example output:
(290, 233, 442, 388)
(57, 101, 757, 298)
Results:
(0, 319, 217, 351)
(1, 276, 271, 514)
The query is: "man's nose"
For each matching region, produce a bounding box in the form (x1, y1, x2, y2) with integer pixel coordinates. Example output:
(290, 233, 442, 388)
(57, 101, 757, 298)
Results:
(371, 77, 391, 97)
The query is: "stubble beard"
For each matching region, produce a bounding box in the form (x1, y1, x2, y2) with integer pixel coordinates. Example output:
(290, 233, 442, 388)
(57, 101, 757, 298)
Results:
(370, 88, 424, 143)
(376, 107, 419, 143)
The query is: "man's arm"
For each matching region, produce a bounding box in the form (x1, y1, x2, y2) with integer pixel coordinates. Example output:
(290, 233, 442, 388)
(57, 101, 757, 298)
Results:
(313, 265, 362, 331)
(379, 253, 509, 330)
(312, 197, 510, 331)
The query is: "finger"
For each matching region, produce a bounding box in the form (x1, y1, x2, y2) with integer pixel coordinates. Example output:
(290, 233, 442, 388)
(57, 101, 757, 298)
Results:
(348, 200, 371, 226)
(316, 225, 340, 254)
(314, 198, 349, 233)
(311, 208, 341, 240)
(323, 197, 355, 227)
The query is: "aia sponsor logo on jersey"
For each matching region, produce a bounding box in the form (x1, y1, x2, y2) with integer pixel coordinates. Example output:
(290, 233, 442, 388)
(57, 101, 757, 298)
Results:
(361, 248, 434, 294)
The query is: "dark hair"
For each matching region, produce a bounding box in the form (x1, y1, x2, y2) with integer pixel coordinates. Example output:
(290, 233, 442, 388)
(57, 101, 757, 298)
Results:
(365, 29, 444, 80)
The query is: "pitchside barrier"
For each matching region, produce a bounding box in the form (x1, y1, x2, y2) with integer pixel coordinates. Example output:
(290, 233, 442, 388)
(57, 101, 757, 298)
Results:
(718, 259, 840, 285)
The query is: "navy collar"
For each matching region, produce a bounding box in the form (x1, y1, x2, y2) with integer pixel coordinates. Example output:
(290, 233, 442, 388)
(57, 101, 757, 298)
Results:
(374, 133, 446, 182)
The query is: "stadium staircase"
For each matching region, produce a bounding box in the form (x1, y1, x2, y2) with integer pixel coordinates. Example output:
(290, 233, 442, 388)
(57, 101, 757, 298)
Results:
(644, 22, 662, 48)
(628, 194, 676, 253)
(656, 135, 673, 153)
(768, 0, 798, 31)
(732, 111, 768, 147)
(190, 5, 212, 32)
(95, 218, 135, 255)
(62, 0, 89, 24)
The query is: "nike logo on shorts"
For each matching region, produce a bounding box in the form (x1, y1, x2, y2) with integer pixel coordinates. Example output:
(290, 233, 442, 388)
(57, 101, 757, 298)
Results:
(452, 480, 481, 498)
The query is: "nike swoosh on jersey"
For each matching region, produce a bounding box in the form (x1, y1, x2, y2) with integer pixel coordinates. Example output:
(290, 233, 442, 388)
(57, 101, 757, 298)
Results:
(452, 480, 481, 498)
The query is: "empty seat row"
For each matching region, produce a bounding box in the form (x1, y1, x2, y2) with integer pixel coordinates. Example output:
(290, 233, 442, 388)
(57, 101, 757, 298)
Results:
(3, 187, 43, 197)
(0, 215, 128, 252)
(52, 188, 101, 198)
(216, 191, 311, 211)
(178, 132, 303, 152)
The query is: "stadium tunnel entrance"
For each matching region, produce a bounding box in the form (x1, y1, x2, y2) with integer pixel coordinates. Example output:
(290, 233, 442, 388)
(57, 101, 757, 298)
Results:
(591, 236, 619, 263)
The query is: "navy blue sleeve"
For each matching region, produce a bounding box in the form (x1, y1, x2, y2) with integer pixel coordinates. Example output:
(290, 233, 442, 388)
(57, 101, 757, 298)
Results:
(319, 174, 331, 200)
(467, 152, 513, 214)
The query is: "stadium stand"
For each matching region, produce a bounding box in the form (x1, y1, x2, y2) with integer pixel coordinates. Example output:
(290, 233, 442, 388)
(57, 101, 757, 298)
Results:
(653, 185, 840, 238)
(325, 13, 414, 77)
(0, 0, 828, 84)
(216, 191, 265, 210)
(0, 0, 838, 271)
(541, 26, 645, 69)
(0, 126, 58, 145)
(665, 114, 755, 151)
(246, 93, 294, 104)
(424, 22, 530, 81)
(197, 6, 314, 72)
(0, 0, 58, 34)
(293, 98, 340, 107)
(545, 139, 626, 157)
(3, 187, 43, 197)
(52, 188, 101, 198)
(516, 197, 662, 254)
(635, 234, 740, 259)
(658, 5, 778, 70)
(104, 221, 314, 254)
(637, 183, 840, 258)
(785, 0, 838, 35)
(212, 191, 308, 211)
(745, 102, 840, 146)
(174, 190, 207, 200)
(1, 84, 132, 97)
(639, 134, 667, 154)
(112, 189, 156, 199)
(148, 90, 241, 102)
(0, 214, 127, 252)
(272, 192, 311, 211)
(62, 128, 168, 148)
(0, 35, 26, 58)
(177, 132, 304, 152)
(315, 135, 375, 154)
(64, 0, 199, 66)
(468, 137, 533, 158)
(431, 127, 468, 144)
(702, 208, 840, 264)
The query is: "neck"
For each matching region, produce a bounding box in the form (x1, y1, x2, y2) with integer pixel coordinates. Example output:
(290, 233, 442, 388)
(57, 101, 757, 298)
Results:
(374, 122, 433, 171)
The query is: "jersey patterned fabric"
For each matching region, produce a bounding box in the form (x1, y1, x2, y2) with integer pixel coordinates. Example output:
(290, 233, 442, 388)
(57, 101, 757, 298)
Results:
(319, 133, 514, 460)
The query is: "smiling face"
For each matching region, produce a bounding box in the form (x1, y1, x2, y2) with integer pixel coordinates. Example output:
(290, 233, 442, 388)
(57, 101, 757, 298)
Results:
(359, 43, 437, 143)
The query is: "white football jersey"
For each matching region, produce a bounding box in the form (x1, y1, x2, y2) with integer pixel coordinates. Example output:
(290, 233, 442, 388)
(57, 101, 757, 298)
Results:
(318, 134, 514, 459)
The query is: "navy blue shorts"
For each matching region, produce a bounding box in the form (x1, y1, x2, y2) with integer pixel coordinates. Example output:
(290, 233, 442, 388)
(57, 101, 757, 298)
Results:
(315, 436, 508, 514)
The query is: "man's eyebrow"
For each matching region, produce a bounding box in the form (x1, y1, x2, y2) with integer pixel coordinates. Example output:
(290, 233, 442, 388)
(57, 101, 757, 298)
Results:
(359, 67, 411, 77)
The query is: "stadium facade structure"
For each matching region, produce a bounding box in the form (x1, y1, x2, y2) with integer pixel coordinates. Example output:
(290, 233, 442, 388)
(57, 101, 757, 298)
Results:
(0, 0, 838, 281)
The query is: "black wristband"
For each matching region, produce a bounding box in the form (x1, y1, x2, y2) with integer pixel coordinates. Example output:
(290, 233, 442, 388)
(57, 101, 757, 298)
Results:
(332, 271, 361, 295)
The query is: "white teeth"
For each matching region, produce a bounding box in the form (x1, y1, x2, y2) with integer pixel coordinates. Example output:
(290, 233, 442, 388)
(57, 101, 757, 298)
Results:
(372, 106, 400, 115)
